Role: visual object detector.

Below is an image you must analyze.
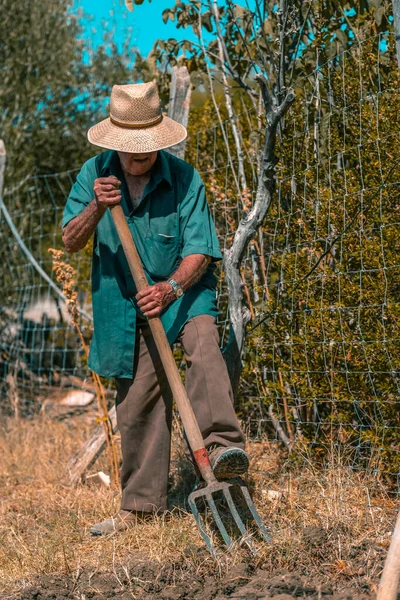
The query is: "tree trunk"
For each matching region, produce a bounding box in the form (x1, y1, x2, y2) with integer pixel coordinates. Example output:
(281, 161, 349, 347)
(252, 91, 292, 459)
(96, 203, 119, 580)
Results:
(223, 81, 295, 396)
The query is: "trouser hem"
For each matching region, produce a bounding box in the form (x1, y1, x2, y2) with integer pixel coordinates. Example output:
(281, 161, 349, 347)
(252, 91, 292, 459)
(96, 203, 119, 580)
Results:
(120, 500, 167, 513)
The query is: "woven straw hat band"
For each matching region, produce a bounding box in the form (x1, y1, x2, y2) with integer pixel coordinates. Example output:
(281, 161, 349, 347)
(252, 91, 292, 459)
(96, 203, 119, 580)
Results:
(110, 82, 163, 128)
(110, 114, 163, 129)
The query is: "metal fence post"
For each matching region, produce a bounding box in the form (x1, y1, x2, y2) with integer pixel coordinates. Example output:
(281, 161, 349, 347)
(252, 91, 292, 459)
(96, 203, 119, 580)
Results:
(0, 140, 5, 201)
(166, 66, 191, 160)
(393, 0, 400, 70)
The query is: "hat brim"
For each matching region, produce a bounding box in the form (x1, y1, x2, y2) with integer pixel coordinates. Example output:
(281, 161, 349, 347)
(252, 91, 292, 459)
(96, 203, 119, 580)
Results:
(87, 115, 187, 153)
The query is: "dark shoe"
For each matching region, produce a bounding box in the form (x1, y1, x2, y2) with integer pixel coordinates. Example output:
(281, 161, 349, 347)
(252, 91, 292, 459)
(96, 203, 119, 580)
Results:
(90, 509, 152, 536)
(208, 445, 250, 479)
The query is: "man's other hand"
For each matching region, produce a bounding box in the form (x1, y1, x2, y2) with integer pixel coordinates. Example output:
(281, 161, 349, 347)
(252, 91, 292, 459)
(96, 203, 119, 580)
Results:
(94, 176, 122, 210)
(136, 282, 175, 318)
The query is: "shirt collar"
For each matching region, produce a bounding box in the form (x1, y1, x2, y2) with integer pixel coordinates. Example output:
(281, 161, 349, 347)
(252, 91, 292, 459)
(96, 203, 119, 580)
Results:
(157, 150, 173, 189)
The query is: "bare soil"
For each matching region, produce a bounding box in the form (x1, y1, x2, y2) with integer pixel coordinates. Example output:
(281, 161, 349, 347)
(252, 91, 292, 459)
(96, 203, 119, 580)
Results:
(7, 561, 373, 600)
(1, 416, 390, 600)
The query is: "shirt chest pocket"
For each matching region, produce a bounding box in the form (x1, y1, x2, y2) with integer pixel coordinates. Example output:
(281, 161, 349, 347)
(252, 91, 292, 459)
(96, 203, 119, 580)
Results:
(144, 232, 182, 280)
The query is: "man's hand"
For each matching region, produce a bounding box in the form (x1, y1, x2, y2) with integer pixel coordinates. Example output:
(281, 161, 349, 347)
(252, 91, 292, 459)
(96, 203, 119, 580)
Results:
(62, 176, 122, 253)
(136, 282, 175, 318)
(94, 176, 122, 210)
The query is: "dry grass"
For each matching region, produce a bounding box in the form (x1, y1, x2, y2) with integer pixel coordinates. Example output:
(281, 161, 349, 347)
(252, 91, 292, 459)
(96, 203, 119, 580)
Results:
(0, 413, 219, 595)
(0, 412, 394, 596)
(249, 443, 393, 590)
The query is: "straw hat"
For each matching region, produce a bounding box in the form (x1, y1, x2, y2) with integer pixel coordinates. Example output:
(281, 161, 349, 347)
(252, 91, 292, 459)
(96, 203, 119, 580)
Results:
(87, 82, 187, 153)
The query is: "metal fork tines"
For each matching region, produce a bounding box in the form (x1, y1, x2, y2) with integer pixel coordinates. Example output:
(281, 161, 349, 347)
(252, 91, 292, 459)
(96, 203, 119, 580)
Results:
(188, 480, 271, 555)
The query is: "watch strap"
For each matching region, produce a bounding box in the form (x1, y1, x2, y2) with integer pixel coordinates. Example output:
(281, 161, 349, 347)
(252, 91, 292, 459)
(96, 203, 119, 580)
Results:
(168, 278, 183, 298)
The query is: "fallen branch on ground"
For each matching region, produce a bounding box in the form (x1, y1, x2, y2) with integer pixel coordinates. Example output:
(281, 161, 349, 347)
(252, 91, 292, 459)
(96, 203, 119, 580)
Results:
(62, 404, 118, 486)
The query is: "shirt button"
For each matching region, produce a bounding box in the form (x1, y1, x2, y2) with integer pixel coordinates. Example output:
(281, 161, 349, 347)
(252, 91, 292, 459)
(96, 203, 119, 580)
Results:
(129, 322, 135, 329)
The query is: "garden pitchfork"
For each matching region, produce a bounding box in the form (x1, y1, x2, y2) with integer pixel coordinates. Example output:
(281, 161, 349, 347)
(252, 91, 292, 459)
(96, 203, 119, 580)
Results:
(110, 204, 271, 554)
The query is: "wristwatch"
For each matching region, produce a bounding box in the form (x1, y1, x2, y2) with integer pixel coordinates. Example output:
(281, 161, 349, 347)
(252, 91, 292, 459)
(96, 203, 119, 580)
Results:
(168, 279, 184, 299)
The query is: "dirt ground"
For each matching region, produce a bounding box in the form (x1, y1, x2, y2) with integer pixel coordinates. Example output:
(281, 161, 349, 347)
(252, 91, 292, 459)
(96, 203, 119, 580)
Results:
(7, 561, 374, 600)
(0, 415, 391, 600)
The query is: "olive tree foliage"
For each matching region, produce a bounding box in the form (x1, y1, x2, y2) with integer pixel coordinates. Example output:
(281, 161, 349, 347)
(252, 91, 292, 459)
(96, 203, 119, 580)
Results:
(146, 0, 394, 392)
(0, 0, 152, 184)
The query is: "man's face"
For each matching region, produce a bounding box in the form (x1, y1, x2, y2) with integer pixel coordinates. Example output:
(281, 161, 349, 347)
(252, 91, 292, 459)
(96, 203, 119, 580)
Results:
(118, 151, 158, 176)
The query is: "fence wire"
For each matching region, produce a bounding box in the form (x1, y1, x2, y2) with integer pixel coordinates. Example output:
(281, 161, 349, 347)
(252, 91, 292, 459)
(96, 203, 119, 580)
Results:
(1, 33, 400, 514)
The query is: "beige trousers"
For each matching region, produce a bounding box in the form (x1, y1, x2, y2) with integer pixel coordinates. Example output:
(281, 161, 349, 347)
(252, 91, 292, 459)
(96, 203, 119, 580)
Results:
(115, 314, 245, 512)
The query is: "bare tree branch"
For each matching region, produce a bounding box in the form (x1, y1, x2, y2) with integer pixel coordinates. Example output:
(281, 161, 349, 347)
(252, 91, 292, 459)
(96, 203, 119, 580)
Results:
(223, 86, 295, 392)
(197, 7, 243, 200)
(254, 73, 273, 114)
(209, 0, 248, 195)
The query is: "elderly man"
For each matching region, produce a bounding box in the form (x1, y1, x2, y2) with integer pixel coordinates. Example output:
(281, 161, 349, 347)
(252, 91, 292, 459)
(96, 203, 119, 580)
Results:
(62, 82, 248, 534)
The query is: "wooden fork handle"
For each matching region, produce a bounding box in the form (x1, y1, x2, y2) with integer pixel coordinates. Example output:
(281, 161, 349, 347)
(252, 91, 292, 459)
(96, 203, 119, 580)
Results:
(110, 204, 216, 484)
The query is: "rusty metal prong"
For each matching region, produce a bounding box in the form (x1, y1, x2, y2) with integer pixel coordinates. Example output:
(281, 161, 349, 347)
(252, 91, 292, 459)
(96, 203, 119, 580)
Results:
(206, 492, 233, 549)
(239, 484, 272, 543)
(222, 486, 257, 555)
(188, 495, 217, 556)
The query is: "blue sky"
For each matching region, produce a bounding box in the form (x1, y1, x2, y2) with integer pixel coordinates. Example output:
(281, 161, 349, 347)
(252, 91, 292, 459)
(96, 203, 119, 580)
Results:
(74, 2, 392, 64)
(75, 0, 197, 57)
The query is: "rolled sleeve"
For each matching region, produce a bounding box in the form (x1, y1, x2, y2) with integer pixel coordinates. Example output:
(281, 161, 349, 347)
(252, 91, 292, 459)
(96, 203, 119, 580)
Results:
(62, 157, 97, 228)
(179, 170, 222, 262)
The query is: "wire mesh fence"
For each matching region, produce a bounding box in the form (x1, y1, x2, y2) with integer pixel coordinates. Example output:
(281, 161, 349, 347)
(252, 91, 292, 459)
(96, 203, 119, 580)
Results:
(1, 33, 400, 513)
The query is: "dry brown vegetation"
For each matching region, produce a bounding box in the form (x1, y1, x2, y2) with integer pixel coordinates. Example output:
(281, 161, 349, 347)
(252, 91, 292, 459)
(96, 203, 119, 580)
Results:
(0, 410, 395, 598)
